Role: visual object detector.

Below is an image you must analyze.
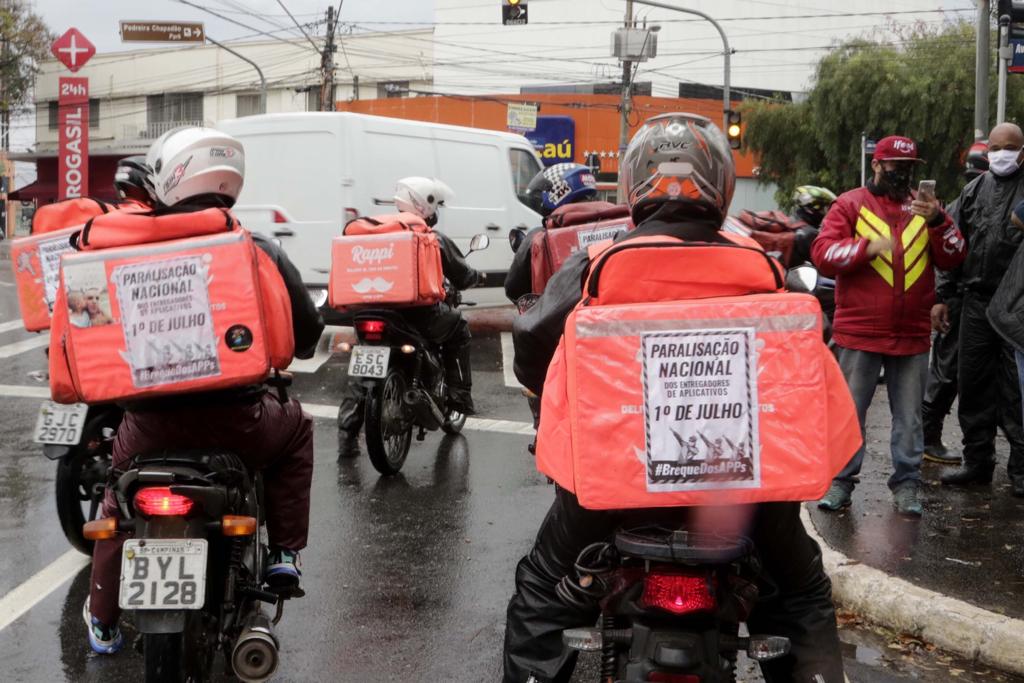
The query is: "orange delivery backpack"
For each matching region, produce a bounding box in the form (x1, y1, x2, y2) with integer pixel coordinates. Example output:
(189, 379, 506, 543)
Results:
(11, 199, 152, 332)
(328, 212, 445, 310)
(534, 234, 861, 510)
(529, 202, 634, 293)
(47, 207, 295, 405)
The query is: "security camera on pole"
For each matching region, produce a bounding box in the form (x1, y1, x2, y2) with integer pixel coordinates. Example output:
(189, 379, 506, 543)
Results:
(51, 28, 95, 200)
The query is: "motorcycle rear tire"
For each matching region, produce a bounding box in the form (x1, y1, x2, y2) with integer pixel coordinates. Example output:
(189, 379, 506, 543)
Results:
(55, 449, 109, 555)
(365, 369, 413, 476)
(143, 633, 185, 683)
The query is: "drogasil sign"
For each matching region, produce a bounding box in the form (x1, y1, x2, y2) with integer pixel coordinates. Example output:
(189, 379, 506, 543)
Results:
(58, 77, 89, 199)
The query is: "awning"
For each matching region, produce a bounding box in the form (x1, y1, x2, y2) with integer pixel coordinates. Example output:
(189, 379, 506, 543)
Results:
(7, 180, 58, 202)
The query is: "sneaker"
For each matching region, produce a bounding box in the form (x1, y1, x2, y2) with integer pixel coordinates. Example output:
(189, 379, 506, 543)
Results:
(923, 440, 962, 465)
(266, 548, 302, 590)
(817, 483, 852, 511)
(82, 597, 124, 655)
(893, 484, 923, 517)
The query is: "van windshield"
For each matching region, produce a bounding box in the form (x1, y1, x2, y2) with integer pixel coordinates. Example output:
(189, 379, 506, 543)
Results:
(510, 148, 542, 208)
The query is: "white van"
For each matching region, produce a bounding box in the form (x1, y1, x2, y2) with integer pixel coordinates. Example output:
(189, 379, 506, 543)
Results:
(216, 112, 543, 300)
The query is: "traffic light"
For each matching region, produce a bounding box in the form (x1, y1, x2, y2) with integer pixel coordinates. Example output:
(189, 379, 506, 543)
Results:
(502, 0, 528, 25)
(726, 110, 742, 150)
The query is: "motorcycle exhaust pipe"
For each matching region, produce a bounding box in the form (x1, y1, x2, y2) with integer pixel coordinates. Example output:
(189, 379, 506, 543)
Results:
(231, 612, 279, 683)
(403, 388, 445, 429)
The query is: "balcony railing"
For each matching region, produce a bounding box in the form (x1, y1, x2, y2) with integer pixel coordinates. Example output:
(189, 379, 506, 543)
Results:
(122, 120, 209, 139)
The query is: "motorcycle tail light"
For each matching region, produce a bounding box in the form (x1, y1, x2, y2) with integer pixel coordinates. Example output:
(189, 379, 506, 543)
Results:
(646, 673, 700, 682)
(134, 487, 194, 516)
(641, 570, 716, 616)
(356, 319, 387, 342)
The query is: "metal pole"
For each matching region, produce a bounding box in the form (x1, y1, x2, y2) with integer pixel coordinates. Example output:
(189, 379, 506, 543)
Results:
(860, 132, 866, 187)
(617, 0, 634, 203)
(630, 0, 731, 130)
(976, 0, 991, 140)
(206, 35, 267, 114)
(998, 15, 1011, 124)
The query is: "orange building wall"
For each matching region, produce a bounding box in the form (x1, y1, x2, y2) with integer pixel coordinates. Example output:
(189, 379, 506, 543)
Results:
(335, 93, 756, 178)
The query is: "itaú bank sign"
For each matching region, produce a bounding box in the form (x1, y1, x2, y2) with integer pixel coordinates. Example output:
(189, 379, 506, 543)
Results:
(58, 77, 90, 199)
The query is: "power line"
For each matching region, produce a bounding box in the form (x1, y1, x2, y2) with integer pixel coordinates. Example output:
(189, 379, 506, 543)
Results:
(173, 0, 320, 53)
(274, 0, 320, 52)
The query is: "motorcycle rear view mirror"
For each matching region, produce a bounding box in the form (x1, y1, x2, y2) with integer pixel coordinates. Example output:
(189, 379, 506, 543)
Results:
(508, 227, 526, 252)
(786, 265, 819, 293)
(469, 234, 491, 253)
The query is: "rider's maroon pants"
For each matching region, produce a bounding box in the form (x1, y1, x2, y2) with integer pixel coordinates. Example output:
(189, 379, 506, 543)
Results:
(88, 392, 315, 626)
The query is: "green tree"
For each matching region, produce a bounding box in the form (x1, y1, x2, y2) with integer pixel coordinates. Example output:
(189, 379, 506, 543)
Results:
(743, 21, 1019, 208)
(1, 0, 51, 149)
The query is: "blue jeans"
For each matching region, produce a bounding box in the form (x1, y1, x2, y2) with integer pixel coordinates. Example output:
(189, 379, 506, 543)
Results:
(833, 347, 929, 492)
(1016, 350, 1024, 428)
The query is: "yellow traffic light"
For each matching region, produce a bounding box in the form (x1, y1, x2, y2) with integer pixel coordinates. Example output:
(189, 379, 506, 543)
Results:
(726, 109, 742, 150)
(509, 0, 521, 4)
(727, 123, 741, 138)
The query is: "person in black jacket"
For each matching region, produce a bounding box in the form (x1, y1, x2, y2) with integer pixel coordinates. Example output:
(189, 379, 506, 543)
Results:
(504, 113, 844, 683)
(504, 163, 601, 303)
(937, 124, 1024, 496)
(338, 178, 482, 446)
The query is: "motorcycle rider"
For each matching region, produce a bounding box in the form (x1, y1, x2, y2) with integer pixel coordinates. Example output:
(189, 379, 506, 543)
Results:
(790, 184, 836, 266)
(112, 155, 156, 208)
(338, 177, 482, 445)
(83, 127, 324, 654)
(504, 163, 601, 302)
(922, 141, 988, 465)
(504, 113, 856, 682)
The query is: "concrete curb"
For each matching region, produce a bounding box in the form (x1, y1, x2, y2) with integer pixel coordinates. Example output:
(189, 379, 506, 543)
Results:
(801, 506, 1024, 675)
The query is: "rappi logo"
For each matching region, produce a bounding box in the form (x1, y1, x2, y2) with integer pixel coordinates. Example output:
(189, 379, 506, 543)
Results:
(351, 244, 395, 265)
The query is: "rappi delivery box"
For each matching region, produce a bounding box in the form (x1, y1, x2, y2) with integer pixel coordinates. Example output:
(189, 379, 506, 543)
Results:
(10, 228, 79, 331)
(329, 212, 445, 309)
(530, 204, 633, 293)
(535, 238, 858, 510)
(50, 228, 292, 404)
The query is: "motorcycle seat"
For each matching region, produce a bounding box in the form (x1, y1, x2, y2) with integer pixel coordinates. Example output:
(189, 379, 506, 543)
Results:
(614, 526, 754, 565)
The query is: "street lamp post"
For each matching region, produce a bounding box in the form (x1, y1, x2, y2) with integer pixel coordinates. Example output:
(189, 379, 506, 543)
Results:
(626, 0, 732, 131)
(206, 35, 267, 114)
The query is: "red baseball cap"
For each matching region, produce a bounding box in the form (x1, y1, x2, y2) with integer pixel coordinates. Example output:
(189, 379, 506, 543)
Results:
(873, 135, 924, 162)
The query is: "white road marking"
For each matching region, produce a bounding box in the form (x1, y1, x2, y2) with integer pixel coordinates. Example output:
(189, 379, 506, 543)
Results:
(0, 319, 26, 334)
(0, 549, 90, 632)
(0, 280, 14, 288)
(0, 387, 535, 434)
(500, 332, 522, 389)
(0, 333, 49, 359)
(287, 325, 352, 374)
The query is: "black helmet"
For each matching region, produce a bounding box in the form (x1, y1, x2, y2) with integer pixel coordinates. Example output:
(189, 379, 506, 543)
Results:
(524, 163, 598, 217)
(114, 155, 156, 204)
(619, 112, 735, 223)
(965, 140, 989, 181)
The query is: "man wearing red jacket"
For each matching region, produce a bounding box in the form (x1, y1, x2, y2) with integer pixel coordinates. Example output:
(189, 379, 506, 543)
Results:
(812, 135, 966, 515)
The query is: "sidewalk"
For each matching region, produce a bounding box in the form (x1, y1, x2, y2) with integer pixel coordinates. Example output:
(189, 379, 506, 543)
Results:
(807, 384, 1024, 671)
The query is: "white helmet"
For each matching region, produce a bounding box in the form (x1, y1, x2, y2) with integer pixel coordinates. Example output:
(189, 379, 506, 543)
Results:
(394, 177, 454, 224)
(146, 126, 245, 207)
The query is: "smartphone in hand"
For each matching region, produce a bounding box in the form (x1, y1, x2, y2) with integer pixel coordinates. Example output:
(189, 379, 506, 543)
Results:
(918, 179, 936, 202)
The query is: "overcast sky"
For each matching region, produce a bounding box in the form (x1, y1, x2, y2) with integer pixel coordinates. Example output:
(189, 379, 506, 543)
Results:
(27, 0, 433, 52)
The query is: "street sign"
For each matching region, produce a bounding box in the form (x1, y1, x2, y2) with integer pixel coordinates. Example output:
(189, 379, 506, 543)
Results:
(120, 21, 205, 43)
(1011, 40, 1024, 73)
(58, 77, 90, 199)
(502, 0, 528, 25)
(864, 139, 878, 154)
(507, 102, 538, 131)
(51, 28, 95, 73)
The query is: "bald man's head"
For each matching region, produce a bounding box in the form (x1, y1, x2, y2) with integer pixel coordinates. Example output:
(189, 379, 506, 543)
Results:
(989, 123, 1024, 150)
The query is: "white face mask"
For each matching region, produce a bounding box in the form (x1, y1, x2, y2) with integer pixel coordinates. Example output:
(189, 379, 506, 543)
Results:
(989, 149, 1022, 176)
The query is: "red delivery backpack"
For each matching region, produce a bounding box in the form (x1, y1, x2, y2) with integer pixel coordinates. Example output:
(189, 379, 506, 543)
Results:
(727, 210, 809, 267)
(329, 212, 446, 310)
(530, 201, 634, 293)
(534, 233, 861, 510)
(48, 208, 295, 404)
(12, 200, 153, 331)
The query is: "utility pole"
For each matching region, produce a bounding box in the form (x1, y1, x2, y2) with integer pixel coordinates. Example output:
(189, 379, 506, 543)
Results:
(320, 5, 337, 111)
(976, 0, 991, 140)
(617, 0, 633, 203)
(998, 13, 1011, 123)
(1, 0, 10, 151)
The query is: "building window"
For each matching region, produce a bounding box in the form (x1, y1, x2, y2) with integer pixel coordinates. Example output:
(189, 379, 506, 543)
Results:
(236, 93, 264, 117)
(48, 99, 100, 130)
(146, 92, 204, 137)
(377, 81, 410, 99)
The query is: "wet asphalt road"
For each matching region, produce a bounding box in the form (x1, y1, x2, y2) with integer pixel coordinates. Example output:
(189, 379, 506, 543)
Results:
(0, 259, 1019, 682)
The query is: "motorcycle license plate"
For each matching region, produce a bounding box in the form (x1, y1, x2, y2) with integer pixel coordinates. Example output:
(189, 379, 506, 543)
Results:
(348, 345, 391, 379)
(32, 401, 88, 445)
(119, 539, 208, 610)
